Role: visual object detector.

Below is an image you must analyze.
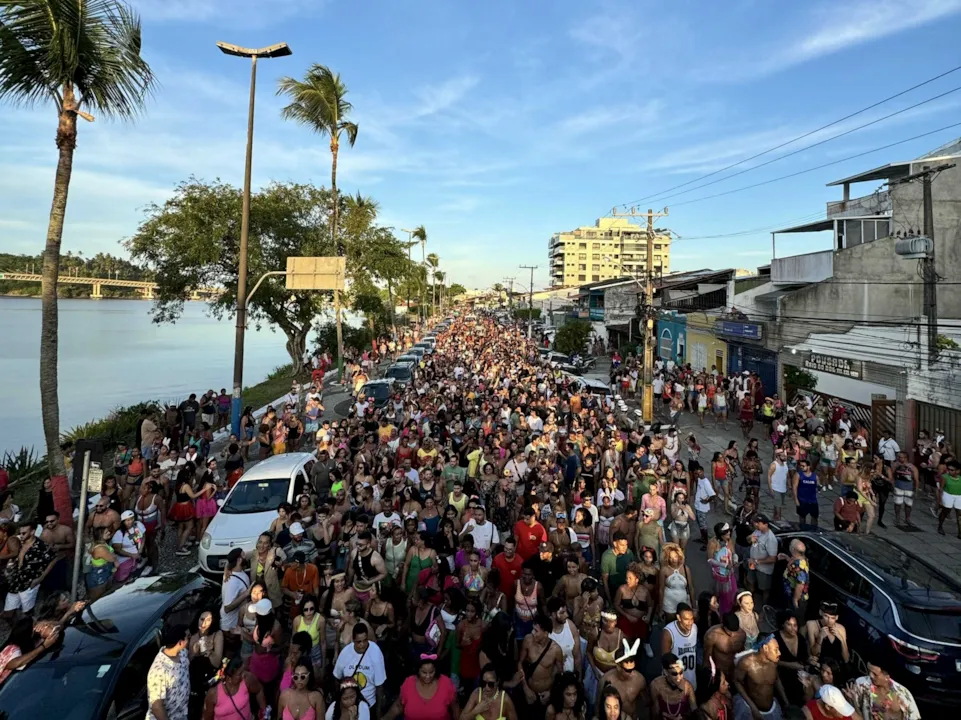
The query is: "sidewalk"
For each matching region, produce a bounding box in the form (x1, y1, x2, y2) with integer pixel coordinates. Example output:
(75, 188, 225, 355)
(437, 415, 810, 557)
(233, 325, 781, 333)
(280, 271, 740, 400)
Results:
(656, 404, 961, 582)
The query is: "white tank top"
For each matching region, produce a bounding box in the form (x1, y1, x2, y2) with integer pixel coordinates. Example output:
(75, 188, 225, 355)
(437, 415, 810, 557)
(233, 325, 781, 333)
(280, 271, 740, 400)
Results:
(666, 621, 698, 690)
(550, 621, 576, 672)
(771, 461, 789, 493)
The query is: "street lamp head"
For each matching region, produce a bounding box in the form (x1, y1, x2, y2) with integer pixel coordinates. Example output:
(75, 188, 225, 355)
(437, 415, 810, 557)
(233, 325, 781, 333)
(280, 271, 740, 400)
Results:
(216, 41, 292, 58)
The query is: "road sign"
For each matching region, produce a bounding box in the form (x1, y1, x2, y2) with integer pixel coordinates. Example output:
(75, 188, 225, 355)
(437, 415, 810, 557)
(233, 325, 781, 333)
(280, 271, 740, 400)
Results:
(286, 257, 346, 291)
(87, 463, 104, 493)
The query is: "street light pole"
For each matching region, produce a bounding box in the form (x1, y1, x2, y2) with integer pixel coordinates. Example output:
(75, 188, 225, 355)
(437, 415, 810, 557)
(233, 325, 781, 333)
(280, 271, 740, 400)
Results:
(217, 41, 292, 436)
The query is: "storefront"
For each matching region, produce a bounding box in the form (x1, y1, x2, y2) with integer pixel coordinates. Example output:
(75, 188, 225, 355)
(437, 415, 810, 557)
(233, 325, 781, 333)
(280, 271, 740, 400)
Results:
(686, 312, 727, 373)
(716, 320, 778, 394)
(656, 311, 687, 365)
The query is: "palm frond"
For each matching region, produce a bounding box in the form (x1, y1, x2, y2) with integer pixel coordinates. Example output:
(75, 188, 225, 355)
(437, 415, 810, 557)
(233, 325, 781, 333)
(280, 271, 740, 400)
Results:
(0, 0, 155, 117)
(277, 63, 357, 144)
(341, 120, 358, 146)
(411, 225, 427, 243)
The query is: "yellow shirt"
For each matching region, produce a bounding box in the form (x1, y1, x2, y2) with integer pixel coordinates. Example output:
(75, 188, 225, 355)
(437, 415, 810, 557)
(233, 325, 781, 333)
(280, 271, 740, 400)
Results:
(467, 449, 482, 478)
(418, 448, 439, 465)
(378, 424, 396, 442)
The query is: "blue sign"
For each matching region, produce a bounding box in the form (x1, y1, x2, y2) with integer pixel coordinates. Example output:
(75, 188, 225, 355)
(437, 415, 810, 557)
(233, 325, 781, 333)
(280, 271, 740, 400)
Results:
(715, 321, 762, 340)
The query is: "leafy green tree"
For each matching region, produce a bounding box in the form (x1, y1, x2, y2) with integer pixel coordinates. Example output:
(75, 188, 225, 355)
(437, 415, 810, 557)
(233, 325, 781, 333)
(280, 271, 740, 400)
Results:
(126, 179, 332, 374)
(554, 320, 591, 355)
(0, 0, 155, 477)
(448, 283, 467, 297)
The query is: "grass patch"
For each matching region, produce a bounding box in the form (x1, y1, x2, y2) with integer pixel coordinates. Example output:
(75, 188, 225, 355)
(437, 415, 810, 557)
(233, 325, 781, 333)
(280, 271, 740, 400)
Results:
(241, 364, 311, 412)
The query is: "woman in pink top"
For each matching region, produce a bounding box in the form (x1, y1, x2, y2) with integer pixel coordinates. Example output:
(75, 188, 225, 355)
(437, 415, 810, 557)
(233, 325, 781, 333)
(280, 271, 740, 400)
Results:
(383, 656, 460, 720)
(202, 656, 265, 720)
(278, 661, 326, 720)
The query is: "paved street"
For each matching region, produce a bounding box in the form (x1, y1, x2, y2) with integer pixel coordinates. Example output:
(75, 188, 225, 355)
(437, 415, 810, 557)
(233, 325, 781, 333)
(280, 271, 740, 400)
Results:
(585, 358, 961, 583)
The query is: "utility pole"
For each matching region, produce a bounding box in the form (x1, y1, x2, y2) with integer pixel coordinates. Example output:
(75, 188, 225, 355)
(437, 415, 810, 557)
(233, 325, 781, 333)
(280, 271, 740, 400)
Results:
(519, 265, 538, 339)
(893, 163, 952, 364)
(610, 206, 669, 424)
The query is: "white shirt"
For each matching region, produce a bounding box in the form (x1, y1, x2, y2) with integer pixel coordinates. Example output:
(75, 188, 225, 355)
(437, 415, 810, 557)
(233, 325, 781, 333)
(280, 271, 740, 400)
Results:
(695, 477, 716, 512)
(112, 522, 146, 559)
(159, 457, 186, 482)
(653, 377, 665, 394)
(372, 511, 401, 535)
(574, 503, 599, 525)
(463, 519, 500, 552)
(220, 570, 250, 631)
(878, 437, 901, 462)
(333, 641, 386, 706)
(838, 418, 852, 436)
(596, 488, 625, 505)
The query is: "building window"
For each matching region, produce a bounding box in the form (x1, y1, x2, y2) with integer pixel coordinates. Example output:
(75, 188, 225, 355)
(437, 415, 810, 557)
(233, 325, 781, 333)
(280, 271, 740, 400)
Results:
(578, 243, 587, 249)
(592, 275, 600, 281)
(592, 254, 600, 261)
(578, 264, 586, 271)
(578, 274, 586, 281)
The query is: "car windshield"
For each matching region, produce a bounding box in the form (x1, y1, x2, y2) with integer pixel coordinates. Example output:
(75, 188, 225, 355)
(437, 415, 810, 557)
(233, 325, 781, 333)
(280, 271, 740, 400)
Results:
(0, 662, 112, 718)
(900, 607, 961, 643)
(363, 384, 391, 400)
(221, 478, 289, 514)
(386, 367, 411, 380)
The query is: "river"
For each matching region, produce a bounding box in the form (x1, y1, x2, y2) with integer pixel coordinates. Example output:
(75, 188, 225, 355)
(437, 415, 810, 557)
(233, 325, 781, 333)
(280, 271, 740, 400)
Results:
(1, 297, 311, 455)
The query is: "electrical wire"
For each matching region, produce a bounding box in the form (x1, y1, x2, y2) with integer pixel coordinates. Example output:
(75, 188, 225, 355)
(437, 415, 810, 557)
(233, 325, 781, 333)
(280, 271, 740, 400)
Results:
(670, 122, 961, 208)
(611, 63, 961, 210)
(631, 84, 961, 206)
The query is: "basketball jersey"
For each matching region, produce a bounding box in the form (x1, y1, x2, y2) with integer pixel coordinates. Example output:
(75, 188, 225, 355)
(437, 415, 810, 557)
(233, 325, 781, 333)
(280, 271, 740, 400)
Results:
(666, 620, 698, 689)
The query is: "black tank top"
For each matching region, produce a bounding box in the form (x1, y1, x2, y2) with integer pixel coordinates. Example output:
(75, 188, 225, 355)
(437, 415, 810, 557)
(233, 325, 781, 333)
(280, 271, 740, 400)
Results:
(353, 549, 376, 584)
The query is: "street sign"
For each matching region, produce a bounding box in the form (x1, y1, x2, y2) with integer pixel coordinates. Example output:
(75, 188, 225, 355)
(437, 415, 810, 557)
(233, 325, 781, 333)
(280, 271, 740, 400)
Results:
(286, 257, 346, 291)
(87, 463, 104, 493)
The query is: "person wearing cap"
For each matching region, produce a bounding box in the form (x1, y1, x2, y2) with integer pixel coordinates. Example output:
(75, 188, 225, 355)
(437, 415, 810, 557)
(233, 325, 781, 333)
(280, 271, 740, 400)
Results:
(802, 684, 855, 720)
(282, 550, 320, 615)
(111, 509, 146, 584)
(548, 511, 576, 555)
(284, 521, 318, 564)
(523, 541, 565, 597)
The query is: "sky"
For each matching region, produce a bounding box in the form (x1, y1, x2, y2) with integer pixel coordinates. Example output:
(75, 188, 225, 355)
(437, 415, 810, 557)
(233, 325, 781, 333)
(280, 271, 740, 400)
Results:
(2, 0, 961, 292)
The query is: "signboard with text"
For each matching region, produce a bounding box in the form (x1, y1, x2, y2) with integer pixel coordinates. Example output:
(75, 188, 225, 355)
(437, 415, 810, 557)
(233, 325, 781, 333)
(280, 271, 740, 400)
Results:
(714, 320, 762, 341)
(804, 353, 863, 379)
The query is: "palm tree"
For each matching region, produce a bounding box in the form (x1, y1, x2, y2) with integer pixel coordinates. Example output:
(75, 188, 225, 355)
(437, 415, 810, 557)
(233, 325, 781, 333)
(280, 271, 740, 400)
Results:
(434, 270, 445, 314)
(278, 64, 358, 377)
(0, 0, 155, 478)
(410, 225, 427, 321)
(426, 253, 439, 317)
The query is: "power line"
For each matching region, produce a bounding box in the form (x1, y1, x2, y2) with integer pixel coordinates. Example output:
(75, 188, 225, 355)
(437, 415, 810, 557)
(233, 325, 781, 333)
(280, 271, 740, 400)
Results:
(638, 83, 961, 206)
(670, 121, 961, 208)
(612, 63, 961, 210)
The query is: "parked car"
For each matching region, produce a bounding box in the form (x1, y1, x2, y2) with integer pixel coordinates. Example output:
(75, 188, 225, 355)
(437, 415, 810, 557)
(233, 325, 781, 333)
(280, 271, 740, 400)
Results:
(359, 379, 394, 409)
(385, 361, 415, 387)
(0, 573, 219, 719)
(772, 526, 961, 712)
(406, 347, 427, 360)
(565, 374, 613, 398)
(413, 341, 434, 355)
(396, 353, 420, 366)
(199, 452, 314, 578)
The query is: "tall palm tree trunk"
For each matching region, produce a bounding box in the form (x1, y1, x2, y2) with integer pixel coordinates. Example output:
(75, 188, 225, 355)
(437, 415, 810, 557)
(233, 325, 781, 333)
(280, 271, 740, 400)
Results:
(420, 241, 426, 323)
(331, 140, 345, 383)
(386, 279, 397, 338)
(41, 92, 78, 526)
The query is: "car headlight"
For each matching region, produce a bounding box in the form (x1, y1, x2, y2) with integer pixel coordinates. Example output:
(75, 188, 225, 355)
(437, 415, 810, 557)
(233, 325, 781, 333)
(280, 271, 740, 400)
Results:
(201, 533, 212, 550)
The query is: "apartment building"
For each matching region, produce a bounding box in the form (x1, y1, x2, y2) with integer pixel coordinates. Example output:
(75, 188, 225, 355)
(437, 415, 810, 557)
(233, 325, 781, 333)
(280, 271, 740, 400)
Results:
(549, 217, 671, 287)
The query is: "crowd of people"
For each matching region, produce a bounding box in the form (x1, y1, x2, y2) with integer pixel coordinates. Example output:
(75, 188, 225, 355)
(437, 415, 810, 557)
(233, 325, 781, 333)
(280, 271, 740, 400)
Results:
(0, 313, 930, 720)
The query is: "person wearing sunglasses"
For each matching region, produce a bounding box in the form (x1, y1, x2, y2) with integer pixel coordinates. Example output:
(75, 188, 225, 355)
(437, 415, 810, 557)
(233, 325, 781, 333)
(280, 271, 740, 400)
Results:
(293, 594, 326, 679)
(648, 652, 695, 720)
(277, 661, 326, 720)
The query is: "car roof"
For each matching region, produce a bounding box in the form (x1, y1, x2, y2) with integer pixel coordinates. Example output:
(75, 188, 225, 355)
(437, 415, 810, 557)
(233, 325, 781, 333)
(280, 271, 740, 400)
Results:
(397, 354, 418, 362)
(779, 528, 961, 607)
(363, 379, 393, 387)
(387, 362, 414, 371)
(35, 573, 209, 661)
(238, 452, 313, 481)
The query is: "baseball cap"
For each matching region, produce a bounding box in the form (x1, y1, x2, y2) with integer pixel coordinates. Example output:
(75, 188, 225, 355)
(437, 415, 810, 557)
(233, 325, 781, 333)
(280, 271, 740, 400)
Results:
(289, 522, 305, 536)
(817, 685, 855, 717)
(249, 598, 273, 616)
(120, 510, 135, 521)
(754, 514, 770, 524)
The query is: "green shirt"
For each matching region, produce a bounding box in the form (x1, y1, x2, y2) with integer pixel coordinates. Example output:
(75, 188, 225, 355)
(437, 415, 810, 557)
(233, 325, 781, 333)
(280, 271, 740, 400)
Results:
(943, 473, 961, 496)
(441, 465, 466, 492)
(601, 548, 636, 596)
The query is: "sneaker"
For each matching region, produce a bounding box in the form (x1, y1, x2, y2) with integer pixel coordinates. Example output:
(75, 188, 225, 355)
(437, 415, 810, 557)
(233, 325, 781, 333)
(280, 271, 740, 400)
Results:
(644, 643, 654, 658)
(827, 484, 833, 491)
(141, 565, 154, 576)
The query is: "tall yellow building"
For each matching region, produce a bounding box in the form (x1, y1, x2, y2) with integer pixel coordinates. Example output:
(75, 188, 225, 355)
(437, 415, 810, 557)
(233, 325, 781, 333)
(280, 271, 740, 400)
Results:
(549, 217, 671, 287)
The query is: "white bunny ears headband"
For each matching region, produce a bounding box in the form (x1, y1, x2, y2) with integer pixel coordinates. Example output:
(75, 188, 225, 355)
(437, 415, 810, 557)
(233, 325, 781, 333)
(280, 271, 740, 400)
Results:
(614, 638, 641, 664)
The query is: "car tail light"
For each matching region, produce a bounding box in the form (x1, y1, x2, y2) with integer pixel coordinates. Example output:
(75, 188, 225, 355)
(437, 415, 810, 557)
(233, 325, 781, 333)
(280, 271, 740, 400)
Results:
(888, 635, 940, 663)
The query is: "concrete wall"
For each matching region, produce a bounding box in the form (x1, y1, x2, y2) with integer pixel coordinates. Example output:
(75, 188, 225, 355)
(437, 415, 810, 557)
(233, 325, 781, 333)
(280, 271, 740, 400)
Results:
(771, 250, 834, 285)
(686, 312, 728, 373)
(603, 284, 642, 326)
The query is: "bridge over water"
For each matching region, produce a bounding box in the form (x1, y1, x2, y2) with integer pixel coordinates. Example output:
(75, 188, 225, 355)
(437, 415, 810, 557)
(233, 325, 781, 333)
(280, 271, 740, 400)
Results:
(0, 272, 220, 300)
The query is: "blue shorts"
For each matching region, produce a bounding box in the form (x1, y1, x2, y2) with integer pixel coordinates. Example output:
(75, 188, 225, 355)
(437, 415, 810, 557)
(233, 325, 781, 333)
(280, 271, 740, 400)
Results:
(820, 458, 836, 468)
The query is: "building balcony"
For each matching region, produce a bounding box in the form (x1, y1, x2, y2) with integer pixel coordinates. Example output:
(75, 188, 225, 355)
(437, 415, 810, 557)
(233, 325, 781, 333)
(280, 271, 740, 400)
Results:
(827, 189, 891, 219)
(771, 249, 834, 286)
(569, 307, 604, 321)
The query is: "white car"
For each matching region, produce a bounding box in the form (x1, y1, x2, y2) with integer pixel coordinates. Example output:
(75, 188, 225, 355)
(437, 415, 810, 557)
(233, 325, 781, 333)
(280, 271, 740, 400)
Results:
(198, 452, 315, 578)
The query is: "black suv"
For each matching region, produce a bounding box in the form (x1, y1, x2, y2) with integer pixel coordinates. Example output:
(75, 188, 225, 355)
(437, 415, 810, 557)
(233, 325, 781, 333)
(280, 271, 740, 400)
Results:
(774, 527, 961, 711)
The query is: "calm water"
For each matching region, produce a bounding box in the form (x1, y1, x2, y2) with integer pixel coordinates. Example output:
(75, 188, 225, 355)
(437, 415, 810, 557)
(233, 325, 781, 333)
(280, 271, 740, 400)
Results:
(0, 297, 297, 454)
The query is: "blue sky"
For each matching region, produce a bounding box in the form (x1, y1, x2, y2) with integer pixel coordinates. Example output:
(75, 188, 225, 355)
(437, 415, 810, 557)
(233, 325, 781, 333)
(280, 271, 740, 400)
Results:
(2, 0, 961, 291)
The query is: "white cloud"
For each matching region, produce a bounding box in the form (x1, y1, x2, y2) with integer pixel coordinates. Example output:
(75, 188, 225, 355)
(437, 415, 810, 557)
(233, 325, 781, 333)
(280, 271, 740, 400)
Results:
(708, 0, 961, 81)
(413, 76, 480, 119)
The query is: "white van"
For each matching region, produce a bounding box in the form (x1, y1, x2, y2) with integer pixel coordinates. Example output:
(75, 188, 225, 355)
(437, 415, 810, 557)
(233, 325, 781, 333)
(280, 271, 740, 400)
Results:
(198, 452, 314, 578)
